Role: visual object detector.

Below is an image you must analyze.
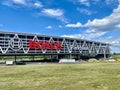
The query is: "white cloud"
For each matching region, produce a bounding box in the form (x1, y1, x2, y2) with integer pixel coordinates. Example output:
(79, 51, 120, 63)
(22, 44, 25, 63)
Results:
(78, 0, 90, 6)
(2, 1, 67, 23)
(77, 8, 94, 15)
(66, 22, 82, 28)
(2, 0, 43, 8)
(12, 0, 26, 5)
(62, 32, 106, 40)
(105, 0, 119, 5)
(34, 1, 43, 8)
(62, 34, 85, 39)
(98, 36, 120, 46)
(41, 9, 63, 17)
(45, 26, 52, 29)
(83, 4, 120, 33)
(41, 9, 68, 23)
(69, 0, 120, 31)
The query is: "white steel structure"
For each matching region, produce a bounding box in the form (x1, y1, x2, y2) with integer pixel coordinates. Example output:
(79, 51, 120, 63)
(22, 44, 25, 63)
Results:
(0, 31, 110, 59)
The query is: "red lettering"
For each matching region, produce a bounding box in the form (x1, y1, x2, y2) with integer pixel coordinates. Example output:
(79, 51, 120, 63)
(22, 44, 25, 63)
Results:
(50, 42, 56, 50)
(49, 42, 54, 50)
(29, 40, 62, 50)
(55, 42, 62, 50)
(29, 40, 37, 49)
(37, 41, 43, 49)
(44, 42, 50, 50)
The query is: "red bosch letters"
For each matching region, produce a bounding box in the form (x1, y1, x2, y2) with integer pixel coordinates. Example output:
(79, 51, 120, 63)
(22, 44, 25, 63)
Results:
(29, 40, 62, 50)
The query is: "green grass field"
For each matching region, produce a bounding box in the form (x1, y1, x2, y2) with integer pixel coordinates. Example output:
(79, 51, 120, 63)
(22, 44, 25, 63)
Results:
(0, 62, 120, 90)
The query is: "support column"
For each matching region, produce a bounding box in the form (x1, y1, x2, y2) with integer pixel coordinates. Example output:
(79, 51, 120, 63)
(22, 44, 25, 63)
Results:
(69, 54, 72, 59)
(56, 55, 59, 60)
(50, 55, 52, 62)
(78, 54, 81, 60)
(32, 56, 34, 61)
(77, 54, 79, 60)
(104, 53, 106, 59)
(15, 55, 17, 64)
(43, 55, 45, 60)
(104, 48, 106, 59)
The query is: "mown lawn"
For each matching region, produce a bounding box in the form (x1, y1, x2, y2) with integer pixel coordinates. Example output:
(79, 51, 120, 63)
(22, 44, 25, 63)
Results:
(0, 62, 120, 90)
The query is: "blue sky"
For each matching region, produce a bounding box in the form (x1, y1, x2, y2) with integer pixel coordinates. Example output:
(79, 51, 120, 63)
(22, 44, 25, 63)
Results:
(0, 0, 120, 53)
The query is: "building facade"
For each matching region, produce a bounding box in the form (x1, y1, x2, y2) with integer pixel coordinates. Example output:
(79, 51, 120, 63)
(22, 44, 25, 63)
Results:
(0, 31, 110, 60)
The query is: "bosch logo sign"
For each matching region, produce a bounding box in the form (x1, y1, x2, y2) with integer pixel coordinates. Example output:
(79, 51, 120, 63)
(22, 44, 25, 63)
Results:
(29, 40, 62, 50)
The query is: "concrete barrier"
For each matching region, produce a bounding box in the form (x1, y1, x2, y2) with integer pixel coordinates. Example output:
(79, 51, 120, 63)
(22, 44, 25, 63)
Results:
(59, 59, 75, 63)
(6, 61, 14, 65)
